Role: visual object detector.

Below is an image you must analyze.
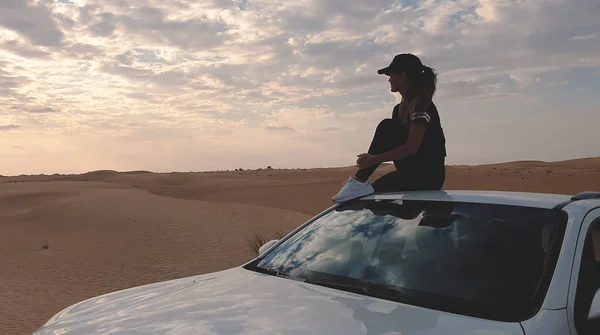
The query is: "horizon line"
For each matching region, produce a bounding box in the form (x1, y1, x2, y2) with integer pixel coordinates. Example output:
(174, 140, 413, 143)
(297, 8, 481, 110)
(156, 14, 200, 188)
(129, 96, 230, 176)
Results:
(1, 155, 598, 178)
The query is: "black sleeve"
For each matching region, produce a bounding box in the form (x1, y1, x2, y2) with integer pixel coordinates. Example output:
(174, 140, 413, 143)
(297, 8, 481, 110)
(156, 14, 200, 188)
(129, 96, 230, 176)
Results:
(410, 110, 431, 126)
(410, 102, 435, 126)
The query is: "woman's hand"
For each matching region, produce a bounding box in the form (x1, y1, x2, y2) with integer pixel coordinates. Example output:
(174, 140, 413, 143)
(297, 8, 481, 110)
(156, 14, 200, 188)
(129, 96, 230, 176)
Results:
(356, 153, 379, 169)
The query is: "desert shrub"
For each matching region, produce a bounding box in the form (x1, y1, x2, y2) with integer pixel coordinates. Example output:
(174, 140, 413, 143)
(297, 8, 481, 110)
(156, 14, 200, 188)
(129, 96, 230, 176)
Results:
(246, 230, 287, 255)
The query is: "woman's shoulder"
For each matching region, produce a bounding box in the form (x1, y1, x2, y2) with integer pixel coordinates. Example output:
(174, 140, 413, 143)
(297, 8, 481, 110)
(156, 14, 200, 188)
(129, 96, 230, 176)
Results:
(424, 100, 439, 115)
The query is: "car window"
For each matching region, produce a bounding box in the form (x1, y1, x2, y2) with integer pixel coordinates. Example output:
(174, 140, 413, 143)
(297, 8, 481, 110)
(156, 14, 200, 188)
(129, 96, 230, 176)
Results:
(253, 199, 567, 322)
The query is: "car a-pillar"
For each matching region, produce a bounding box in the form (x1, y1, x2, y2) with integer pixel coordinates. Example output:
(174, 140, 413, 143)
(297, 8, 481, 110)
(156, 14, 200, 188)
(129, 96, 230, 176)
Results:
(569, 209, 600, 335)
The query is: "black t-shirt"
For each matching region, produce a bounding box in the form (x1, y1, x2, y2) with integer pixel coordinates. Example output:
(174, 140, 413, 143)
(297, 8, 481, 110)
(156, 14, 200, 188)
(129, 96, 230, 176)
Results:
(392, 102, 447, 165)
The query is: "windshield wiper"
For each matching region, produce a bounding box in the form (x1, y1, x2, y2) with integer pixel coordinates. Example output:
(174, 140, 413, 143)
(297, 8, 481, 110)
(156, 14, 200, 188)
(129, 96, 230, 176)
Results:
(302, 278, 371, 294)
(255, 266, 417, 303)
(253, 266, 280, 276)
(303, 278, 417, 303)
(253, 266, 303, 281)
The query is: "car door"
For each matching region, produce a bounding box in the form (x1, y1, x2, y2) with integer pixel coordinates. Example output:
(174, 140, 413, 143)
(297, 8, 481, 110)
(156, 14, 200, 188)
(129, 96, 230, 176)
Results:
(567, 207, 600, 335)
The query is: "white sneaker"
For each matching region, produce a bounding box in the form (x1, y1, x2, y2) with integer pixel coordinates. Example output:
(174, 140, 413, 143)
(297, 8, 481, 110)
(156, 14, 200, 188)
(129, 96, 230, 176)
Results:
(332, 177, 375, 203)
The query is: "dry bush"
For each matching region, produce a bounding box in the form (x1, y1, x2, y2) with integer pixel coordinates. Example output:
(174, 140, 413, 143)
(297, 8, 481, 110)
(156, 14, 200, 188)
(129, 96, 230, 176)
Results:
(247, 230, 287, 255)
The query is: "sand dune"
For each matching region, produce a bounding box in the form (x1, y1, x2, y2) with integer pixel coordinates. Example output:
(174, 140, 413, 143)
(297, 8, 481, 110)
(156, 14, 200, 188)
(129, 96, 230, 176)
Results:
(2, 157, 600, 334)
(0, 182, 309, 334)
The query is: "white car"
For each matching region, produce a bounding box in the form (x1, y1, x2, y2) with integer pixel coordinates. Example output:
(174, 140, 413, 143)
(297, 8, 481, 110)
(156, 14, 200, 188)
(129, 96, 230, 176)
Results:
(34, 190, 600, 335)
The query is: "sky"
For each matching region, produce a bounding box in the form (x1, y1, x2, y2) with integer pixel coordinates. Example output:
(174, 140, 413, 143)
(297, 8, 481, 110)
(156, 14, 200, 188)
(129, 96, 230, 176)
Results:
(1, 0, 599, 175)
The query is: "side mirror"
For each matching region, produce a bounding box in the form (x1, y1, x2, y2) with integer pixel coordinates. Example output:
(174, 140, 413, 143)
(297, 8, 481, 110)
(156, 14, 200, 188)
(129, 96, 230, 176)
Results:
(258, 239, 279, 255)
(588, 288, 600, 320)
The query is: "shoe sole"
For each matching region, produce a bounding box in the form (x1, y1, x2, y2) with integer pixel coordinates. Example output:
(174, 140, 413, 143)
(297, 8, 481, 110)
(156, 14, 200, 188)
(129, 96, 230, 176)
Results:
(332, 188, 374, 203)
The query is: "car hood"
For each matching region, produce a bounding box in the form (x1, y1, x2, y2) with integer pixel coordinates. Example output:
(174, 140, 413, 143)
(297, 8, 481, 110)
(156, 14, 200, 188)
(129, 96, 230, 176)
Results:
(35, 267, 524, 335)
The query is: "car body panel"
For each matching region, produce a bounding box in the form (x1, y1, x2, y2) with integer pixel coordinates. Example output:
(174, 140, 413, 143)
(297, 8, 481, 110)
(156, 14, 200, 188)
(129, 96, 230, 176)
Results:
(541, 202, 600, 310)
(35, 267, 525, 335)
(34, 190, 600, 335)
(521, 309, 571, 335)
(360, 190, 572, 209)
(565, 207, 600, 335)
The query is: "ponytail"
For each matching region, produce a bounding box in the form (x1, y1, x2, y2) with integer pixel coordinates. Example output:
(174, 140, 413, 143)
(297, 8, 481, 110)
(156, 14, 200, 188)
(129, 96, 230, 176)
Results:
(403, 65, 438, 122)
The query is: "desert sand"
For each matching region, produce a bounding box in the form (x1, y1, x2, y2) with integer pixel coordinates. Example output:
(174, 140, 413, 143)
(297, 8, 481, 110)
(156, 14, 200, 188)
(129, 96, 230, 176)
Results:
(2, 157, 600, 334)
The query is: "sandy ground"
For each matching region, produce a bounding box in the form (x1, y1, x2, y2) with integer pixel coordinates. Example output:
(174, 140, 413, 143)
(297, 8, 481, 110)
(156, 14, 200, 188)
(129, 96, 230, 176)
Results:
(2, 157, 600, 334)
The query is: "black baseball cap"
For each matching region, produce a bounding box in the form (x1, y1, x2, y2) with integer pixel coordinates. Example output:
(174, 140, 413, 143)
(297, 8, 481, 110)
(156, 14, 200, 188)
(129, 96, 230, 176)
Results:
(377, 53, 423, 76)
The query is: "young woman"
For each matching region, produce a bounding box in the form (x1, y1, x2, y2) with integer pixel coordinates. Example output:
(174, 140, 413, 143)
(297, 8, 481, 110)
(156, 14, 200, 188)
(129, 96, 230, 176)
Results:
(332, 53, 447, 203)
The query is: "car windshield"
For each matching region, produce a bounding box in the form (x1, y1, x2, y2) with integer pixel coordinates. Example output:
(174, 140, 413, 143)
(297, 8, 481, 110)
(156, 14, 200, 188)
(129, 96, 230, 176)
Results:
(252, 198, 567, 322)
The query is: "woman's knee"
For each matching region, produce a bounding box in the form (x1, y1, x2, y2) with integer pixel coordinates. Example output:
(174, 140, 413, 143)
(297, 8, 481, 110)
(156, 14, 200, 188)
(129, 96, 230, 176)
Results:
(375, 118, 406, 138)
(378, 118, 394, 125)
(374, 118, 394, 133)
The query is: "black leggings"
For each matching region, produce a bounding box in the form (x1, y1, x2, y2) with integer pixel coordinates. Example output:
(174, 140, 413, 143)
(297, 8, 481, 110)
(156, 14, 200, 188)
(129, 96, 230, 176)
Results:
(355, 118, 445, 192)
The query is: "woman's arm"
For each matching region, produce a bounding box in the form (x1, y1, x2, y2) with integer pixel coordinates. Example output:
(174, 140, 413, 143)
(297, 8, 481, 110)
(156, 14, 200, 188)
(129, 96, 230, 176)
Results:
(356, 113, 429, 169)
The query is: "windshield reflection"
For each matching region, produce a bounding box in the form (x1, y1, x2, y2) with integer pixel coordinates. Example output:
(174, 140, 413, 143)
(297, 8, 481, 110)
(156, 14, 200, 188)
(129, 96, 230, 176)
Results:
(254, 196, 567, 322)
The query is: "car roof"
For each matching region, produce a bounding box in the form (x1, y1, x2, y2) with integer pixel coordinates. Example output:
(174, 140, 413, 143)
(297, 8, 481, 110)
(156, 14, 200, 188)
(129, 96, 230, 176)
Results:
(359, 190, 575, 209)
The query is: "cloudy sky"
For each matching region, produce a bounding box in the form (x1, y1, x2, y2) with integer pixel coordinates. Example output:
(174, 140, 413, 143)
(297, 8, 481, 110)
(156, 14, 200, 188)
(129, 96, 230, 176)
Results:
(1, 0, 599, 175)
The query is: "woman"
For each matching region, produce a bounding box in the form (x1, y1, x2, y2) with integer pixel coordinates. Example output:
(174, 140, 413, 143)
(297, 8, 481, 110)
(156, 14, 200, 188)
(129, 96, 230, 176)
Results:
(332, 53, 447, 203)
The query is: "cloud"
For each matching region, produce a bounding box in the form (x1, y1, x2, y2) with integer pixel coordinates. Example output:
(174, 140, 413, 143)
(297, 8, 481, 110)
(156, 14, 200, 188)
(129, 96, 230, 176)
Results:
(1, 0, 600, 174)
(10, 106, 59, 114)
(265, 125, 295, 132)
(29, 107, 58, 114)
(0, 0, 64, 47)
(1, 40, 50, 59)
(0, 70, 31, 97)
(572, 34, 597, 41)
(89, 12, 118, 37)
(73, 4, 231, 50)
(61, 42, 103, 60)
(0, 124, 20, 131)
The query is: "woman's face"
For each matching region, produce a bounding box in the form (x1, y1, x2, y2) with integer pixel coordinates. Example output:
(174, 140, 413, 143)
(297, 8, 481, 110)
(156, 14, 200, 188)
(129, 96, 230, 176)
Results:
(389, 72, 407, 94)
